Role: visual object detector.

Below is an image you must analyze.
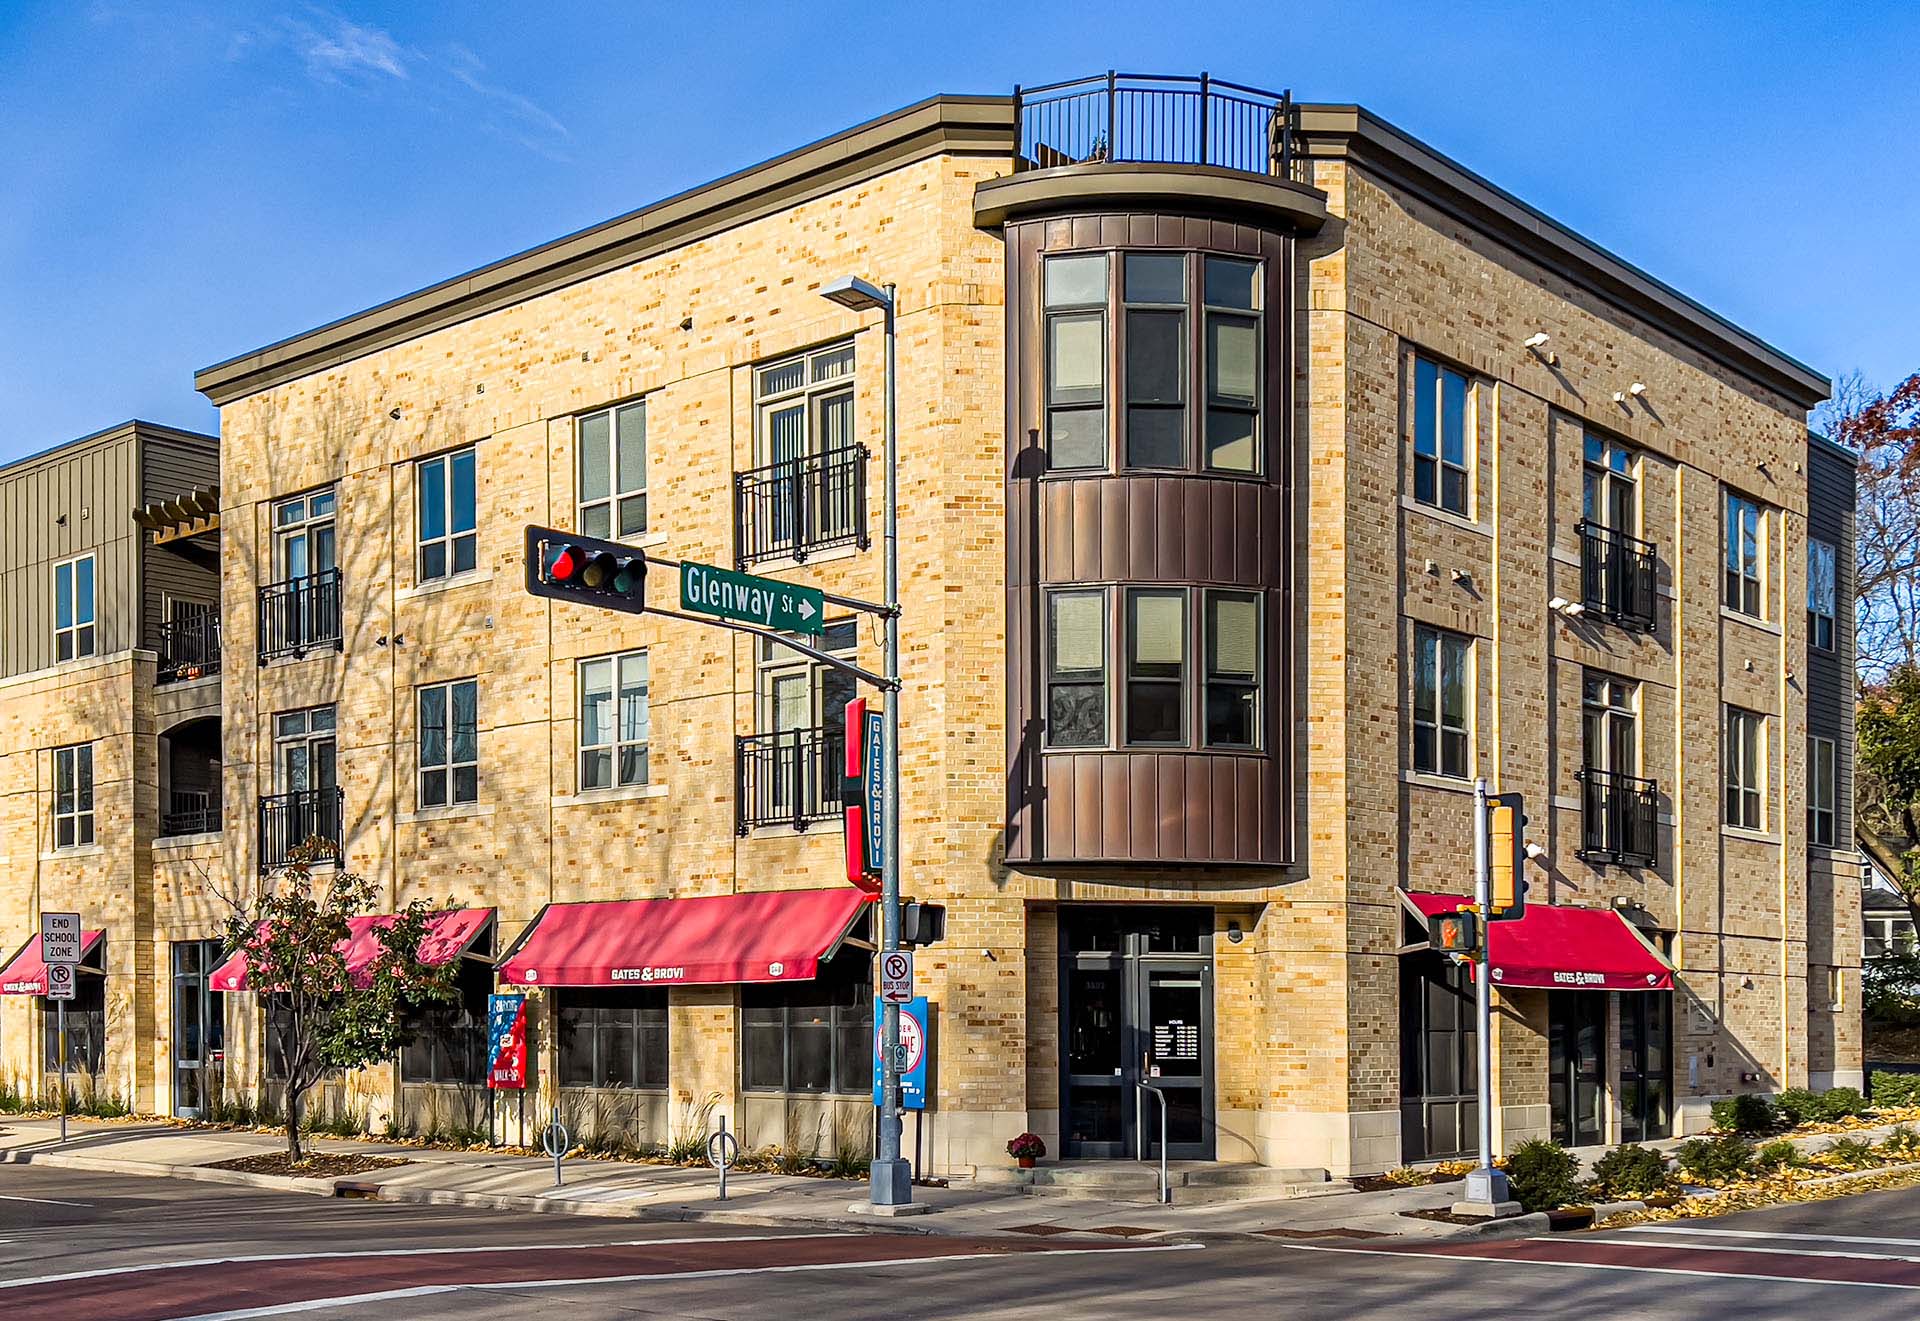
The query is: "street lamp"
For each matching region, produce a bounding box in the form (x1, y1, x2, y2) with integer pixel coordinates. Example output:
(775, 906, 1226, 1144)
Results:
(820, 275, 912, 1209)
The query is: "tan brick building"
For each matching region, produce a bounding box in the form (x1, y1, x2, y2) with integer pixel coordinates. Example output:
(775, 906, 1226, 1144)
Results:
(4, 75, 1836, 1178)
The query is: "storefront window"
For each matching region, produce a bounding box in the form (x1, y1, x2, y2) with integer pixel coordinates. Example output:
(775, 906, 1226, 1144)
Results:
(741, 945, 873, 1094)
(42, 975, 105, 1075)
(558, 988, 668, 1089)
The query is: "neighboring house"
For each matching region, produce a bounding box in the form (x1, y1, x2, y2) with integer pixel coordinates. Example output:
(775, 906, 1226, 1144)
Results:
(1864, 888, 1916, 959)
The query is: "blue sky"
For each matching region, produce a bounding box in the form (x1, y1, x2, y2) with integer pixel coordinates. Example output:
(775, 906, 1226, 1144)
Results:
(2, 2, 1914, 460)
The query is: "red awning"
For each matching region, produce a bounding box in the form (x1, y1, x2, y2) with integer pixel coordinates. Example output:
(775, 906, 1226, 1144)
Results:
(499, 888, 871, 988)
(1402, 891, 1673, 991)
(0, 930, 104, 995)
(211, 908, 493, 992)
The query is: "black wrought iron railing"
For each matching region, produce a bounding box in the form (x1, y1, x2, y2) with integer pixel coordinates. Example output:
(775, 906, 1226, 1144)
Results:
(1576, 768, 1659, 868)
(257, 568, 343, 663)
(736, 727, 843, 834)
(734, 445, 869, 568)
(258, 786, 344, 872)
(158, 609, 222, 683)
(160, 789, 221, 838)
(1577, 521, 1658, 633)
(1013, 72, 1295, 179)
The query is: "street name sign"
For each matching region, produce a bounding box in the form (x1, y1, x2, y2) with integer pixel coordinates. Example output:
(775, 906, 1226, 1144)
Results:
(41, 912, 81, 966)
(879, 949, 914, 1004)
(680, 560, 824, 636)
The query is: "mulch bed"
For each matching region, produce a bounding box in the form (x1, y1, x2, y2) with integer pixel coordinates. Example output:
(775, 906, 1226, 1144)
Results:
(203, 1152, 411, 1178)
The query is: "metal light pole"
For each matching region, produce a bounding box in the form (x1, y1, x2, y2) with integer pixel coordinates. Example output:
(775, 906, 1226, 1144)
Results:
(821, 276, 912, 1207)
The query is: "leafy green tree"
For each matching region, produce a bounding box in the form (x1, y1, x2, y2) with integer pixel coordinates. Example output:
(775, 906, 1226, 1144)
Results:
(221, 850, 455, 1162)
(1859, 663, 1920, 925)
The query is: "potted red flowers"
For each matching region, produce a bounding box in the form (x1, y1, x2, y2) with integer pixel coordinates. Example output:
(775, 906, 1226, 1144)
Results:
(1006, 1132, 1045, 1169)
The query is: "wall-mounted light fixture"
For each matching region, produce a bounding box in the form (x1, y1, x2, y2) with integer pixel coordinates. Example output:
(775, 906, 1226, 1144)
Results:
(1628, 382, 1647, 397)
(1523, 331, 1558, 365)
(388, 407, 403, 421)
(1226, 921, 1245, 945)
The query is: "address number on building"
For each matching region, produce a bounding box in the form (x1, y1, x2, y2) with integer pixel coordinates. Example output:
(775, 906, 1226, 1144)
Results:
(879, 950, 914, 1004)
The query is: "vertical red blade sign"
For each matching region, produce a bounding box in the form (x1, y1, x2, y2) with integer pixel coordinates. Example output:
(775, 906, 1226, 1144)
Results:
(843, 699, 878, 892)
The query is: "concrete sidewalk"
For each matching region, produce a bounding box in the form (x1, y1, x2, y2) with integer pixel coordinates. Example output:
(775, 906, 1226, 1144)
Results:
(0, 1116, 1499, 1242)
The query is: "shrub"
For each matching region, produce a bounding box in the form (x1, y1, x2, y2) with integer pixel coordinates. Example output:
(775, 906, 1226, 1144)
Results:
(1506, 1138, 1580, 1213)
(1865, 950, 1920, 1025)
(1773, 1088, 1822, 1127)
(1710, 1094, 1775, 1134)
(1817, 1087, 1870, 1122)
(1818, 1136, 1880, 1170)
(1677, 1135, 1753, 1182)
(1882, 1124, 1920, 1161)
(1872, 1071, 1920, 1109)
(1006, 1132, 1046, 1161)
(1589, 1143, 1670, 1198)
(1754, 1139, 1805, 1171)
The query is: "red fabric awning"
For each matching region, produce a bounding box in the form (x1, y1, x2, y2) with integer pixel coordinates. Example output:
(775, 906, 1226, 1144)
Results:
(499, 889, 871, 988)
(0, 930, 104, 995)
(1402, 891, 1673, 991)
(211, 908, 493, 992)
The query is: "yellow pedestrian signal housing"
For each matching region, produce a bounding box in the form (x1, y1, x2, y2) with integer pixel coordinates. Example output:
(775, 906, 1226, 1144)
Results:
(1429, 909, 1481, 959)
(1488, 792, 1527, 922)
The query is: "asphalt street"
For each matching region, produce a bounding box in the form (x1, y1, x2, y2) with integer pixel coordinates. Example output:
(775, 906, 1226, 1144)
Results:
(9, 1164, 1920, 1318)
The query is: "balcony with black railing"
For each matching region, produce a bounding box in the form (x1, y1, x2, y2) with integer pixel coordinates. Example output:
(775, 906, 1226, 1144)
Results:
(158, 609, 222, 683)
(1577, 521, 1658, 633)
(1013, 72, 1295, 180)
(1577, 767, 1659, 869)
(257, 568, 343, 663)
(258, 786, 344, 872)
(734, 445, 869, 568)
(735, 726, 843, 834)
(160, 790, 221, 838)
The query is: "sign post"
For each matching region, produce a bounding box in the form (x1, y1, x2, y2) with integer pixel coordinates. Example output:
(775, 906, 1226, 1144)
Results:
(41, 913, 79, 1145)
(1455, 780, 1518, 1218)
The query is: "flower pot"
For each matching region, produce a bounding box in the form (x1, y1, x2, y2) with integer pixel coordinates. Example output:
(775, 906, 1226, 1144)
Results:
(1017, 1156, 1035, 1169)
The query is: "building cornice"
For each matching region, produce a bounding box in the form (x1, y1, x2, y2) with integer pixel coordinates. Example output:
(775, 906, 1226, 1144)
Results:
(972, 162, 1328, 231)
(0, 420, 217, 483)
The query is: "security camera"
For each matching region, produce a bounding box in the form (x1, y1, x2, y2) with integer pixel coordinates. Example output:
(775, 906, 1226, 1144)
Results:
(1524, 332, 1551, 349)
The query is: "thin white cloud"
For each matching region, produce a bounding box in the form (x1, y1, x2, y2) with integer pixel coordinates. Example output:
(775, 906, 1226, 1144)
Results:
(443, 42, 569, 144)
(283, 9, 409, 84)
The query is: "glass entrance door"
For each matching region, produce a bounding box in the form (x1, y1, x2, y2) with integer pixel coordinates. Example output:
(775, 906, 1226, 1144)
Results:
(1060, 908, 1214, 1160)
(1549, 990, 1606, 1147)
(172, 940, 225, 1119)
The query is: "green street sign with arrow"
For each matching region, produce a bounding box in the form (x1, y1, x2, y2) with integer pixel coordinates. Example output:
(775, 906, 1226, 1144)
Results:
(679, 560, 825, 636)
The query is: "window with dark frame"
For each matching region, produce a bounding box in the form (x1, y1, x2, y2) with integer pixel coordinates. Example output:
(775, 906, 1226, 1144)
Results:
(741, 945, 873, 1095)
(1808, 538, 1837, 651)
(1810, 736, 1837, 846)
(579, 651, 649, 791)
(417, 448, 478, 583)
(1123, 253, 1187, 468)
(418, 679, 478, 808)
(577, 400, 648, 540)
(1045, 589, 1108, 749)
(1043, 254, 1109, 471)
(52, 743, 94, 848)
(1724, 490, 1765, 618)
(1583, 432, 1637, 534)
(1124, 588, 1187, 747)
(557, 987, 668, 1089)
(43, 973, 105, 1075)
(1582, 673, 1638, 777)
(1203, 590, 1262, 749)
(400, 958, 490, 1085)
(1724, 706, 1765, 830)
(1202, 256, 1261, 474)
(53, 552, 96, 662)
(1412, 626, 1471, 778)
(1411, 357, 1471, 516)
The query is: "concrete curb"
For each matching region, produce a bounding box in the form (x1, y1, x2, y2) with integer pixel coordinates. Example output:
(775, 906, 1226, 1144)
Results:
(0, 1148, 337, 1197)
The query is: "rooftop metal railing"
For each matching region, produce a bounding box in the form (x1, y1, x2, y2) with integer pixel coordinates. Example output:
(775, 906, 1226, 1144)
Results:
(1013, 72, 1295, 180)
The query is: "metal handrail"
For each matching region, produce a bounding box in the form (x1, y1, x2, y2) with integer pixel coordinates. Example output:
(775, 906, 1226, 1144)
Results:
(1575, 520, 1658, 633)
(256, 567, 344, 663)
(1134, 1080, 1172, 1205)
(1574, 767, 1660, 868)
(735, 726, 844, 834)
(1012, 71, 1295, 180)
(734, 444, 870, 568)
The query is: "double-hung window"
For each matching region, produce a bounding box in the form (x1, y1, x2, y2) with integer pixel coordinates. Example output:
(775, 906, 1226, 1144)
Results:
(1808, 538, 1837, 651)
(1412, 357, 1471, 516)
(1043, 254, 1109, 470)
(1724, 491, 1765, 618)
(417, 448, 477, 582)
(418, 679, 478, 808)
(577, 400, 648, 540)
(1583, 432, 1636, 533)
(1809, 736, 1837, 846)
(53, 553, 96, 662)
(1202, 256, 1261, 473)
(579, 651, 649, 791)
(1123, 254, 1186, 468)
(274, 489, 336, 581)
(52, 743, 94, 848)
(1724, 706, 1765, 830)
(1124, 589, 1187, 746)
(1045, 590, 1108, 748)
(1582, 674, 1638, 776)
(1203, 590, 1262, 748)
(754, 344, 858, 552)
(1412, 626, 1472, 778)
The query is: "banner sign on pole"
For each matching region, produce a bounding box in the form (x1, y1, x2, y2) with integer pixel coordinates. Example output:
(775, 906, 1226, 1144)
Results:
(875, 996, 928, 1111)
(487, 993, 528, 1090)
(864, 710, 885, 874)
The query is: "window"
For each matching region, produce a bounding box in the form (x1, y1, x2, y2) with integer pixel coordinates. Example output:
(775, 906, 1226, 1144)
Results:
(757, 343, 855, 469)
(1724, 706, 1765, 830)
(578, 651, 649, 790)
(1203, 590, 1262, 748)
(273, 706, 336, 795)
(1203, 256, 1261, 473)
(1583, 432, 1636, 533)
(1045, 590, 1108, 748)
(400, 959, 490, 1084)
(1123, 253, 1186, 468)
(1124, 588, 1186, 746)
(759, 620, 858, 739)
(1724, 491, 1764, 617)
(1582, 674, 1638, 775)
(1411, 357, 1471, 516)
(52, 553, 96, 662)
(1044, 254, 1109, 470)
(1810, 736, 1837, 846)
(742, 944, 872, 1094)
(577, 400, 648, 540)
(52, 743, 94, 848)
(417, 448, 477, 582)
(1808, 537, 1837, 651)
(417, 679, 478, 808)
(273, 489, 336, 581)
(1412, 626, 1471, 778)
(43, 974, 104, 1075)
(558, 988, 668, 1089)
(742, 620, 855, 828)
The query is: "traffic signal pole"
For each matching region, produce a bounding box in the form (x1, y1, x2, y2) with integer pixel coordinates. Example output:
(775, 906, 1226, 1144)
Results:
(1458, 776, 1516, 1215)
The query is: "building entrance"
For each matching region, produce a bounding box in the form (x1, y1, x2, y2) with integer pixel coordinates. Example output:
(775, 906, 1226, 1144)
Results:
(1060, 907, 1213, 1159)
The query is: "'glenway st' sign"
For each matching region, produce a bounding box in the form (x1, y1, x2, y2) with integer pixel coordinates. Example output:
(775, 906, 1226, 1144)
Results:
(680, 560, 825, 636)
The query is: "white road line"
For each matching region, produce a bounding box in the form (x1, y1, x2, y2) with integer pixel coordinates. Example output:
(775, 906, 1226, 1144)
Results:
(1564, 1235, 1920, 1264)
(163, 1244, 1207, 1321)
(1624, 1225, 1920, 1249)
(1270, 1241, 1920, 1293)
(0, 1233, 841, 1291)
(0, 1193, 88, 1208)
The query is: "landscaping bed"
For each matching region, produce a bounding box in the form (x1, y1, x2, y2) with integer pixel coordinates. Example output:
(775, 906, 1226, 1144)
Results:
(204, 1152, 412, 1178)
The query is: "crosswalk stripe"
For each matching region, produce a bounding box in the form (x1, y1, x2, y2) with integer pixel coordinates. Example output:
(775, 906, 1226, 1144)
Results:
(1568, 1235, 1920, 1264)
(1622, 1226, 1920, 1250)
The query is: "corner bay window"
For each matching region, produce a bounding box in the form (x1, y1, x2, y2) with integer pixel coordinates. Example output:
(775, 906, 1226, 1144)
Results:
(742, 943, 873, 1094)
(1725, 706, 1765, 830)
(558, 988, 667, 1089)
(417, 448, 477, 582)
(418, 679, 478, 808)
(1412, 626, 1471, 778)
(1043, 586, 1265, 752)
(579, 651, 649, 790)
(1411, 356, 1471, 516)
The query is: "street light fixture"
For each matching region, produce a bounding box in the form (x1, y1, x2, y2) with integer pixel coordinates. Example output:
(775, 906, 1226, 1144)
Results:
(821, 274, 913, 1209)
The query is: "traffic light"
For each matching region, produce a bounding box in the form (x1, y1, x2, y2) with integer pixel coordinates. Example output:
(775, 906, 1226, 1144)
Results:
(525, 525, 647, 615)
(900, 901, 946, 947)
(1429, 909, 1481, 958)
(1488, 792, 1528, 922)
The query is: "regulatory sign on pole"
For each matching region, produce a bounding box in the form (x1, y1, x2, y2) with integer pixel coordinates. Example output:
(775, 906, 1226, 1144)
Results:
(679, 560, 825, 636)
(44, 961, 75, 1001)
(879, 949, 914, 1004)
(41, 912, 81, 966)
